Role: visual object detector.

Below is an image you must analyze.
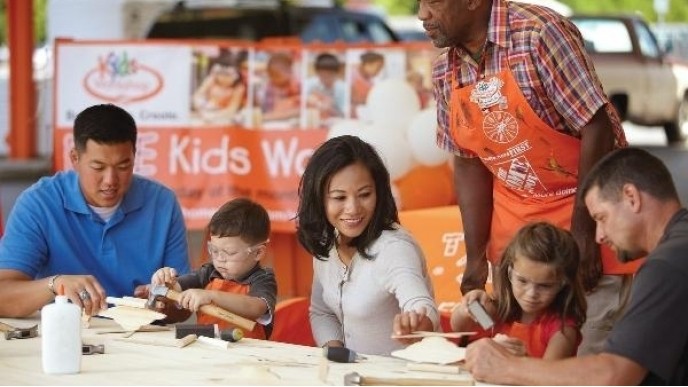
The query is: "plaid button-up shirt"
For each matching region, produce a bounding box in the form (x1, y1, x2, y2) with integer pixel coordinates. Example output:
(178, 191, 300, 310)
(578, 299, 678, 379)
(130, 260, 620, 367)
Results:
(433, 0, 627, 157)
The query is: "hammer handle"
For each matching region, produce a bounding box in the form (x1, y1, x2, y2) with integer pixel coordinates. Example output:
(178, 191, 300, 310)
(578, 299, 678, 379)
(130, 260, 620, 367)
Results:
(165, 289, 257, 331)
(360, 376, 473, 386)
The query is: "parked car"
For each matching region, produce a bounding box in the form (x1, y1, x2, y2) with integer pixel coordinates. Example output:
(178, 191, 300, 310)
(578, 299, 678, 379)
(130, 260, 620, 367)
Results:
(652, 23, 688, 62)
(571, 14, 688, 144)
(146, 1, 400, 43)
(387, 15, 427, 42)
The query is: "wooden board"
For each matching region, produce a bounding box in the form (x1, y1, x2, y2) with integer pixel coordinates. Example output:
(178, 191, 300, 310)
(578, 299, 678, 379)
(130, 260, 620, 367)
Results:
(98, 306, 166, 331)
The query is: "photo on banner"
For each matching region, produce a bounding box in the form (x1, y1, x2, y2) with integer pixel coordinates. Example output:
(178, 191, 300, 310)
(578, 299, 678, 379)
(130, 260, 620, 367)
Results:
(252, 48, 303, 130)
(190, 45, 252, 127)
(346, 47, 406, 122)
(405, 46, 438, 110)
(52, 40, 456, 230)
(302, 49, 348, 130)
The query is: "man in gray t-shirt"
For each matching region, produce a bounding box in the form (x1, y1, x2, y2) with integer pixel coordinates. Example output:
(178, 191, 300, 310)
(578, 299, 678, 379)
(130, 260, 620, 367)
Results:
(463, 148, 688, 385)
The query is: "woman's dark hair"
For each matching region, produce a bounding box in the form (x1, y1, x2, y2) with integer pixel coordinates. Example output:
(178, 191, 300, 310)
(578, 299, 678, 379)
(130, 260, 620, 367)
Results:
(73, 104, 137, 153)
(296, 135, 398, 260)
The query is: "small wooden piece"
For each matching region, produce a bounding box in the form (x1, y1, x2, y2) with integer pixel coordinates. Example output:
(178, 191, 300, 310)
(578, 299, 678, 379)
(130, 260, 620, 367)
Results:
(318, 353, 329, 383)
(95, 325, 171, 335)
(391, 331, 476, 339)
(98, 306, 166, 331)
(115, 334, 197, 348)
(196, 335, 229, 349)
(391, 337, 467, 365)
(81, 312, 92, 328)
(105, 296, 148, 309)
(406, 362, 462, 374)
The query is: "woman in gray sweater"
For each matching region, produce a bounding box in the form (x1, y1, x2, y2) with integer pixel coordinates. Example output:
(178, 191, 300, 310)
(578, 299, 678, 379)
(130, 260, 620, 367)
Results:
(296, 135, 439, 356)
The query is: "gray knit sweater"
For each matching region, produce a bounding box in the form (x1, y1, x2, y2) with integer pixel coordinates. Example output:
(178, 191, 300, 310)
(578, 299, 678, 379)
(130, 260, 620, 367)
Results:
(309, 227, 439, 355)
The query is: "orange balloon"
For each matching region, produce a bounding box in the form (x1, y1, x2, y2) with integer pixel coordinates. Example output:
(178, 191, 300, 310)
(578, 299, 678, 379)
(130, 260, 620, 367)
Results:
(394, 164, 455, 210)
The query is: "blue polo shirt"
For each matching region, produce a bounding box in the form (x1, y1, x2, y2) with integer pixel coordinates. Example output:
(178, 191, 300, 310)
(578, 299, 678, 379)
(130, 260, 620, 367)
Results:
(0, 171, 191, 297)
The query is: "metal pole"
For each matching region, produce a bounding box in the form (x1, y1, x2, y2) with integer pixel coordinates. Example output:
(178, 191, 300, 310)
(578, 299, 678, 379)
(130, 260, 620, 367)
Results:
(7, 0, 37, 159)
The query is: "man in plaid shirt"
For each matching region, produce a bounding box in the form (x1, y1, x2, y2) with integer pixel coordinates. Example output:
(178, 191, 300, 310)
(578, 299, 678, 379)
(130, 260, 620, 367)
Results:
(420, 0, 642, 356)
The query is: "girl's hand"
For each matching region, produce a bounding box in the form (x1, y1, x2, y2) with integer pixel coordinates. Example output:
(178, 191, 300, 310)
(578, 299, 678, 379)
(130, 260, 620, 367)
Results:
(151, 267, 177, 286)
(178, 289, 212, 312)
(493, 334, 527, 356)
(460, 289, 490, 307)
(453, 289, 495, 327)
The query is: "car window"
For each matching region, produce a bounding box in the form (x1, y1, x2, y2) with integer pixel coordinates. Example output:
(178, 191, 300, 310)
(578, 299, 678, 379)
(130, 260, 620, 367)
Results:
(367, 20, 397, 43)
(572, 19, 632, 53)
(147, 7, 398, 43)
(339, 16, 396, 43)
(147, 10, 285, 41)
(299, 14, 339, 43)
(634, 20, 661, 59)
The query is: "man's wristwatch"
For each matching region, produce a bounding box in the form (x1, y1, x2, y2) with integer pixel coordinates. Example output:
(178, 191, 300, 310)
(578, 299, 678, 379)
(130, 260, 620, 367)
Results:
(47, 275, 61, 295)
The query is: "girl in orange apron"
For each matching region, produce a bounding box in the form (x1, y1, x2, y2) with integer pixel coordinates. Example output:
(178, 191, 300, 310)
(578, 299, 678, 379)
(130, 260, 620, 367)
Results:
(451, 222, 586, 358)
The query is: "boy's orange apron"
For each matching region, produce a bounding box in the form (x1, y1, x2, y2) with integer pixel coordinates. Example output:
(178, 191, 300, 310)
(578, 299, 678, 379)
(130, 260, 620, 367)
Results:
(197, 278, 267, 340)
(448, 54, 640, 274)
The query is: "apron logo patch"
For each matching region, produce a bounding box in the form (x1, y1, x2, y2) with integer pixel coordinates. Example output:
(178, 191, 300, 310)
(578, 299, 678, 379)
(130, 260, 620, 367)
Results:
(470, 77, 507, 110)
(495, 156, 545, 193)
(483, 111, 519, 144)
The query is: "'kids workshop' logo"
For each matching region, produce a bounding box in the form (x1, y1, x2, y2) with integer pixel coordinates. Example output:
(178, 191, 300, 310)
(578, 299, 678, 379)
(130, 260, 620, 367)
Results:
(83, 51, 163, 104)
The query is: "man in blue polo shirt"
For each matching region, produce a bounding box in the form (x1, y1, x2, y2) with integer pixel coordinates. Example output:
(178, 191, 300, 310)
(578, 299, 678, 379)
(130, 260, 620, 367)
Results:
(0, 104, 190, 317)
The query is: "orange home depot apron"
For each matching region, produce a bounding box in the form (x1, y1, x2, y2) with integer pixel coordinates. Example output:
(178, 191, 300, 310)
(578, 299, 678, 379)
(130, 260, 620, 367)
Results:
(197, 278, 266, 340)
(448, 56, 639, 274)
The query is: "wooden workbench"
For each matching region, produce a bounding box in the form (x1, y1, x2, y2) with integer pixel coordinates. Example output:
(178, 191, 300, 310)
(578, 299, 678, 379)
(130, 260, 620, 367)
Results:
(0, 316, 475, 385)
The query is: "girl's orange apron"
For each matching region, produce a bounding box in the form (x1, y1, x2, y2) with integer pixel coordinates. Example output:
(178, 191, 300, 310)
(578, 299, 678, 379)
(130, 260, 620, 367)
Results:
(448, 54, 638, 274)
(505, 322, 546, 358)
(468, 320, 547, 357)
(197, 278, 267, 340)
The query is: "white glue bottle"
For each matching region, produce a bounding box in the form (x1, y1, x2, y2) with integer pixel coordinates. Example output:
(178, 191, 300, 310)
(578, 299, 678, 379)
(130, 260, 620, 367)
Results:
(41, 285, 81, 374)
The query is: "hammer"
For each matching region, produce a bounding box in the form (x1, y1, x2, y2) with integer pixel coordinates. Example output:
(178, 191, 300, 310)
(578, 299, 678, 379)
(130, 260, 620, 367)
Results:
(0, 321, 38, 340)
(343, 371, 474, 386)
(147, 284, 256, 331)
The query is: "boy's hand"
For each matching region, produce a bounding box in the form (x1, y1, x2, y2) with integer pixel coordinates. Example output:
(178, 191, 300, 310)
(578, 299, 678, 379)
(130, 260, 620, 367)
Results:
(151, 267, 178, 286)
(178, 289, 212, 312)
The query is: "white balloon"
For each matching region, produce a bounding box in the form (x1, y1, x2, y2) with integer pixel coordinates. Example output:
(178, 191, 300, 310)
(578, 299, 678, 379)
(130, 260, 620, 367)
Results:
(327, 119, 364, 139)
(407, 109, 452, 166)
(358, 123, 415, 180)
(391, 182, 403, 210)
(366, 79, 421, 127)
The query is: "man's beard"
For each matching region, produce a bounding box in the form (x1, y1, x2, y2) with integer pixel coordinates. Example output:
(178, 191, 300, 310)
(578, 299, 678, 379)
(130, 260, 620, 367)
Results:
(424, 23, 452, 48)
(432, 34, 452, 48)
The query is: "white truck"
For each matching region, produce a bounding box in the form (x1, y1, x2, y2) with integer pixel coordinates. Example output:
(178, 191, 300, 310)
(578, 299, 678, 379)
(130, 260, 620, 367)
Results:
(571, 14, 688, 144)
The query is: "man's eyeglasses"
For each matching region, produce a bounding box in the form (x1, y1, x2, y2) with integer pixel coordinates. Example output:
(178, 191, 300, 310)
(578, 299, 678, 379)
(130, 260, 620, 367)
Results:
(507, 267, 564, 296)
(207, 240, 269, 263)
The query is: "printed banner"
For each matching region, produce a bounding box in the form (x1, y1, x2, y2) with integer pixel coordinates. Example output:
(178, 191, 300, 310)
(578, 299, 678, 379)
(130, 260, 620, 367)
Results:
(54, 40, 455, 231)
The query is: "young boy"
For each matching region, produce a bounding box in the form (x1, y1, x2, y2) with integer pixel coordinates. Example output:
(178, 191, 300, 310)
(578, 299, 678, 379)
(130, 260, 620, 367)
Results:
(305, 52, 346, 125)
(152, 198, 276, 339)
